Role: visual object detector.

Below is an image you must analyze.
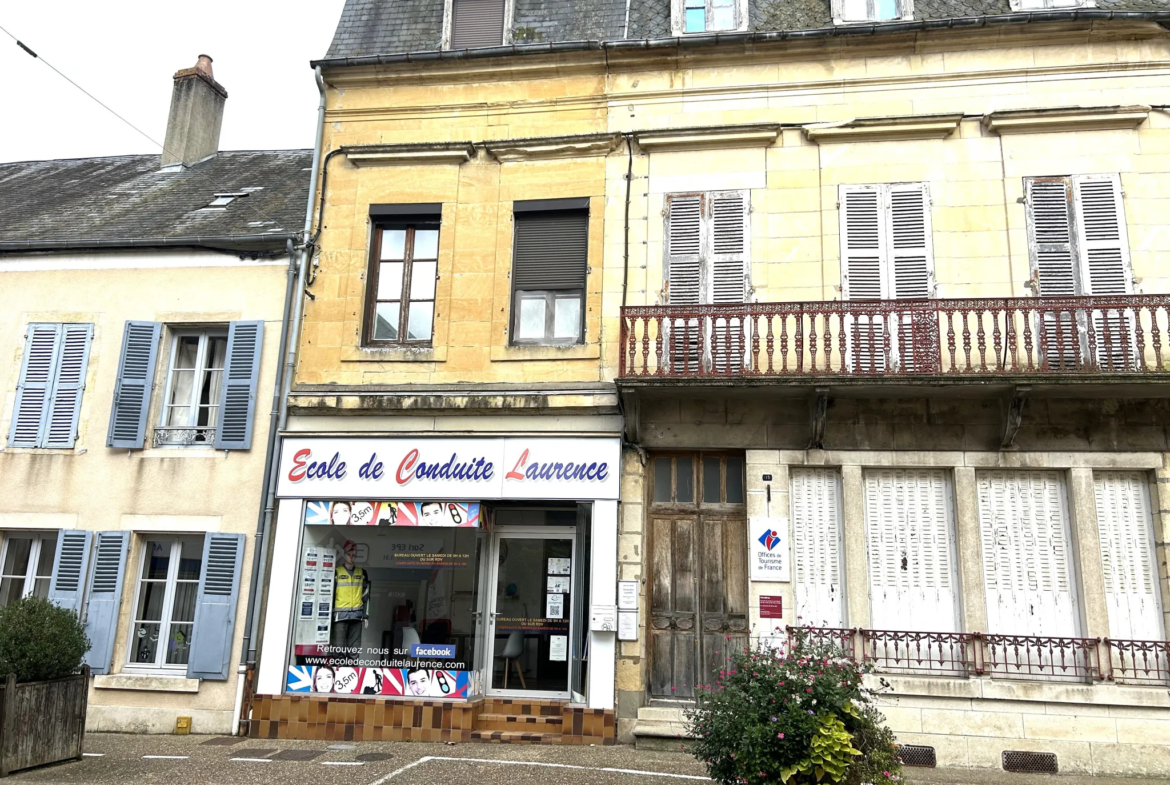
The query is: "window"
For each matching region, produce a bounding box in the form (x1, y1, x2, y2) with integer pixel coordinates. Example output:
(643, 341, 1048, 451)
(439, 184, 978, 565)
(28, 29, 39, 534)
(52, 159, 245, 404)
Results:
(366, 224, 439, 346)
(833, 0, 911, 23)
(0, 533, 58, 607)
(449, 0, 506, 49)
(651, 454, 744, 506)
(1010, 0, 1094, 9)
(156, 331, 227, 446)
(511, 200, 589, 345)
(674, 0, 745, 33)
(129, 536, 203, 669)
(8, 323, 93, 449)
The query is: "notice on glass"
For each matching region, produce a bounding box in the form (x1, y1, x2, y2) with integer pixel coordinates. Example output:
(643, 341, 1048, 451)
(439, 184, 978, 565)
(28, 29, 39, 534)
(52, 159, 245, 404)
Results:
(547, 576, 570, 594)
(550, 635, 568, 662)
(547, 558, 571, 575)
(546, 593, 565, 619)
(618, 610, 638, 641)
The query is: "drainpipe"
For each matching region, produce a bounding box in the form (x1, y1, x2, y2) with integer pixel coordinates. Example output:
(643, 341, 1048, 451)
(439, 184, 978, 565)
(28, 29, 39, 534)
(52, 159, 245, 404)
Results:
(238, 65, 327, 732)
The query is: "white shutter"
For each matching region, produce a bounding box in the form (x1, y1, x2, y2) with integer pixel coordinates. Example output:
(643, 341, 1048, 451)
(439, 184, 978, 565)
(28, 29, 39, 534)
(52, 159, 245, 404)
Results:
(1094, 472, 1163, 641)
(864, 469, 958, 632)
(666, 194, 702, 305)
(977, 470, 1078, 637)
(888, 183, 934, 300)
(1072, 174, 1135, 370)
(791, 468, 846, 629)
(1026, 177, 1078, 297)
(710, 191, 749, 373)
(840, 185, 888, 373)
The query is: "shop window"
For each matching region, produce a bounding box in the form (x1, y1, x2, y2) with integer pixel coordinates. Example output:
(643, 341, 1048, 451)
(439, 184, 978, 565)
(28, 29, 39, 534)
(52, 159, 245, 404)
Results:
(0, 532, 58, 607)
(652, 454, 744, 506)
(365, 222, 439, 346)
(155, 330, 227, 447)
(128, 536, 204, 669)
(510, 199, 588, 346)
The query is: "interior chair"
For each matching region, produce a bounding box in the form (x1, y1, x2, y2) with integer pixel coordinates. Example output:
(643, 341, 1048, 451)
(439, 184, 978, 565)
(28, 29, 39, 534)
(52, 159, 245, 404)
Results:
(496, 630, 526, 689)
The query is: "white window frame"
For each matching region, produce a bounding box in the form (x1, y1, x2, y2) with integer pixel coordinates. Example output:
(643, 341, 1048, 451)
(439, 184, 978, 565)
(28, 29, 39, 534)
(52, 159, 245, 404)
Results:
(832, 0, 914, 25)
(0, 532, 57, 606)
(441, 0, 515, 49)
(671, 0, 749, 35)
(1009, 0, 1095, 10)
(125, 536, 202, 672)
(155, 328, 228, 448)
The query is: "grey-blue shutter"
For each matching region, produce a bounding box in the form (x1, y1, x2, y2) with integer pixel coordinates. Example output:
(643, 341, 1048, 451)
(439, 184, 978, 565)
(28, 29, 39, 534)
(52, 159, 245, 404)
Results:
(107, 322, 161, 449)
(47, 530, 93, 614)
(43, 324, 94, 449)
(187, 533, 245, 680)
(8, 323, 60, 447)
(83, 531, 130, 675)
(213, 321, 263, 450)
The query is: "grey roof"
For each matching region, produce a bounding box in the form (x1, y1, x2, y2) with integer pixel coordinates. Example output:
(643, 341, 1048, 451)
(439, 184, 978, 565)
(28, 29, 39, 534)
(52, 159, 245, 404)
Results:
(0, 150, 312, 254)
(320, 0, 1170, 62)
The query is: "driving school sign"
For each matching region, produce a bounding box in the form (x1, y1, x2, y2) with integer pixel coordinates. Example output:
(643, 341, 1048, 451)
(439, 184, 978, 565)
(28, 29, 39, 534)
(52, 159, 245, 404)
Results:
(277, 437, 621, 500)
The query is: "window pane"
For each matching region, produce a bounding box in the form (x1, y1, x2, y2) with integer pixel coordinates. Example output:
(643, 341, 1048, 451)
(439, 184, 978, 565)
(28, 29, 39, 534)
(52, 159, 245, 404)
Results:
(174, 336, 199, 370)
(653, 458, 673, 503)
(413, 229, 439, 259)
(131, 622, 160, 664)
(35, 535, 56, 577)
(381, 229, 406, 260)
(517, 297, 546, 340)
(873, 0, 899, 17)
(141, 540, 171, 580)
(725, 457, 744, 504)
(410, 261, 437, 300)
(135, 579, 168, 622)
(554, 296, 581, 339)
(378, 262, 404, 300)
(177, 537, 203, 581)
(2, 538, 32, 577)
(703, 456, 721, 503)
(167, 368, 195, 424)
(406, 301, 434, 341)
(685, 6, 706, 31)
(172, 581, 198, 623)
(711, 4, 734, 29)
(373, 302, 400, 341)
(842, 0, 868, 18)
(206, 336, 228, 370)
(676, 457, 694, 503)
(166, 623, 193, 665)
(0, 578, 22, 608)
(31, 577, 50, 600)
(166, 405, 192, 427)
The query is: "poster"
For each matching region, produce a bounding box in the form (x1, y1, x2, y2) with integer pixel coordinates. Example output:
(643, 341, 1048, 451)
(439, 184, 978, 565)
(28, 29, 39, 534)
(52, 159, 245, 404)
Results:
(305, 500, 480, 528)
(749, 517, 791, 582)
(547, 576, 570, 593)
(618, 611, 638, 641)
(287, 665, 471, 698)
(617, 580, 638, 610)
(546, 593, 564, 619)
(549, 635, 568, 662)
(547, 558, 571, 575)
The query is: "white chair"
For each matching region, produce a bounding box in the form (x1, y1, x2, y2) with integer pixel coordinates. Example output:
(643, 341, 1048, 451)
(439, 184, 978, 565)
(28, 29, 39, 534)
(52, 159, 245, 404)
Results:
(402, 627, 420, 649)
(496, 631, 526, 689)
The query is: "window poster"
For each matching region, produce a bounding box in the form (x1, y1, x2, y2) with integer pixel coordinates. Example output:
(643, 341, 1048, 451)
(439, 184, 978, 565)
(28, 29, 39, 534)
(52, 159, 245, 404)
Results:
(547, 557, 571, 575)
(305, 500, 480, 528)
(287, 665, 470, 698)
(546, 576, 570, 594)
(546, 593, 564, 620)
(549, 635, 568, 662)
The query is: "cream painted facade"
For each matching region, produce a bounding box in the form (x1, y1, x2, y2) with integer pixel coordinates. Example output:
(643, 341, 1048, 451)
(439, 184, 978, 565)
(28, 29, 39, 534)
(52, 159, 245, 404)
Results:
(0, 250, 288, 734)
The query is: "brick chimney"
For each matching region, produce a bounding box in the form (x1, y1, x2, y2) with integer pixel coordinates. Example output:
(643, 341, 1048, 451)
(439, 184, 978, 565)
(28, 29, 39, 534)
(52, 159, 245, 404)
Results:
(161, 55, 228, 169)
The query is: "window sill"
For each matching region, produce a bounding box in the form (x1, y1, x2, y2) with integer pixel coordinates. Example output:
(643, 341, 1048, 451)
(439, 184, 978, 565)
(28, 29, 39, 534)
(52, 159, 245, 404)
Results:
(94, 673, 200, 693)
(136, 446, 226, 459)
(341, 344, 447, 363)
(491, 343, 600, 362)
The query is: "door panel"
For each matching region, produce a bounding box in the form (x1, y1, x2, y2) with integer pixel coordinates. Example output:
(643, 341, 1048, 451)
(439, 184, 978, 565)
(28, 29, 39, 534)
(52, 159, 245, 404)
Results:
(649, 514, 698, 698)
(792, 469, 846, 628)
(699, 516, 749, 689)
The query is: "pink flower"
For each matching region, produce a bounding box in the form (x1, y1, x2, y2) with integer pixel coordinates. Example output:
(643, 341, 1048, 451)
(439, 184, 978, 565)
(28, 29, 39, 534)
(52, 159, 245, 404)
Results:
(777, 733, 785, 739)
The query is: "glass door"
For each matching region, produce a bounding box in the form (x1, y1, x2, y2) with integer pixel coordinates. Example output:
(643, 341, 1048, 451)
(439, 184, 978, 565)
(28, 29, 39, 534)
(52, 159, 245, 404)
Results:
(487, 528, 575, 698)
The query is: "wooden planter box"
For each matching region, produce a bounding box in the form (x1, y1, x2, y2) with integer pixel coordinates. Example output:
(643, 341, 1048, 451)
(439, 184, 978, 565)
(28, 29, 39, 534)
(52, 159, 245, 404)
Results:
(0, 667, 89, 777)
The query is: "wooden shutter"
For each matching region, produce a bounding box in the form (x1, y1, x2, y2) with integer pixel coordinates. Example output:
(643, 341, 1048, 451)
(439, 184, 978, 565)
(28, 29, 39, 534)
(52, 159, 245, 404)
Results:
(864, 469, 958, 632)
(977, 471, 1078, 637)
(512, 210, 588, 291)
(648, 514, 698, 698)
(1072, 174, 1135, 370)
(187, 533, 245, 680)
(8, 324, 60, 448)
(888, 183, 934, 299)
(791, 468, 845, 628)
(710, 192, 749, 372)
(840, 185, 887, 372)
(43, 324, 93, 449)
(1094, 472, 1163, 641)
(1024, 177, 1081, 368)
(214, 321, 264, 450)
(450, 0, 505, 49)
(47, 530, 93, 614)
(84, 531, 130, 675)
(107, 321, 161, 449)
(666, 194, 703, 305)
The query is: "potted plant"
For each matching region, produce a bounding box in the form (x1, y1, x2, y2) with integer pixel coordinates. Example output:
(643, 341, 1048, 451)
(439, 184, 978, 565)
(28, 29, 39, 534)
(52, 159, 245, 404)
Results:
(0, 597, 91, 777)
(688, 630, 903, 785)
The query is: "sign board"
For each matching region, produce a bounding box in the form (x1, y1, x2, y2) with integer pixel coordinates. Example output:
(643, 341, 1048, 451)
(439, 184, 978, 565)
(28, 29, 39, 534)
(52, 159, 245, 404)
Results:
(590, 604, 617, 632)
(278, 437, 621, 500)
(759, 595, 784, 619)
(618, 611, 638, 640)
(749, 517, 791, 582)
(617, 580, 639, 610)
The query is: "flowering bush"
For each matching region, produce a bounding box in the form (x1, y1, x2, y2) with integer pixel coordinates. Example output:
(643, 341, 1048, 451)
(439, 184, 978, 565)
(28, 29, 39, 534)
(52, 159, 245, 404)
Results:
(687, 631, 902, 785)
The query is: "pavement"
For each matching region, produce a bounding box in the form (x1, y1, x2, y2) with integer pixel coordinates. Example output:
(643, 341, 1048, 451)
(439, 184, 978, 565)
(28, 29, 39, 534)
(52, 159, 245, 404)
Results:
(7, 734, 1170, 785)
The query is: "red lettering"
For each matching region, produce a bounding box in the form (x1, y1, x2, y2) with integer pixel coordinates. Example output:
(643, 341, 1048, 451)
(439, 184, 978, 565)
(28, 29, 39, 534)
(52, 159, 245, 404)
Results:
(506, 449, 529, 481)
(396, 448, 419, 484)
(288, 448, 310, 482)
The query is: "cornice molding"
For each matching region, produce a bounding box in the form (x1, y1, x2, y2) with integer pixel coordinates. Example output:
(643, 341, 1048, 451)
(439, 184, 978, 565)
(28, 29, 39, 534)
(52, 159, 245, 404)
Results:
(981, 105, 1150, 134)
(342, 142, 476, 167)
(484, 133, 622, 162)
(803, 113, 963, 143)
(635, 124, 781, 152)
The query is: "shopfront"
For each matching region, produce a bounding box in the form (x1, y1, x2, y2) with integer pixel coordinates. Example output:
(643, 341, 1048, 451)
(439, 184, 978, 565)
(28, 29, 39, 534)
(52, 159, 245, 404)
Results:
(252, 436, 621, 742)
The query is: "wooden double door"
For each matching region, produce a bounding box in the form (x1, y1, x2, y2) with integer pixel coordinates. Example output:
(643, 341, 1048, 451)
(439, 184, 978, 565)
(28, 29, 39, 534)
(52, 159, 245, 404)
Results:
(648, 453, 748, 701)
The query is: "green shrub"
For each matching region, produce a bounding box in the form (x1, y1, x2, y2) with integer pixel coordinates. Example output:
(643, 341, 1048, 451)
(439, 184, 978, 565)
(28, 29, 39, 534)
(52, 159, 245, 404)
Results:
(687, 631, 903, 785)
(0, 597, 90, 683)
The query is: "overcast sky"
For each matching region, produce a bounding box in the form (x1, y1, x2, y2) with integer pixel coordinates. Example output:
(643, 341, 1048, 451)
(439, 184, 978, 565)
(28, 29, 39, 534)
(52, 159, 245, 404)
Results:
(0, 0, 348, 164)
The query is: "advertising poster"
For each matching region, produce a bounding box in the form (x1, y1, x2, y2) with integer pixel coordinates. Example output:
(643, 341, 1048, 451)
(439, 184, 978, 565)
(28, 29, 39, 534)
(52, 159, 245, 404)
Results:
(305, 500, 480, 528)
(287, 665, 471, 698)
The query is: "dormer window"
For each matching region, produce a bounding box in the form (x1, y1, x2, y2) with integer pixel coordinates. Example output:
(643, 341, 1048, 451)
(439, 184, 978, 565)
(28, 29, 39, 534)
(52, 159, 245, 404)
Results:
(448, 0, 507, 49)
(1009, 0, 1094, 9)
(673, 0, 747, 34)
(204, 192, 248, 209)
(833, 0, 912, 23)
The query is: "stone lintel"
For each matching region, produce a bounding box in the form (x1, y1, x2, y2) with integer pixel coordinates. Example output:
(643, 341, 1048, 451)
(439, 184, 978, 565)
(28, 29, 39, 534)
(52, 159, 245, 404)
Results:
(804, 113, 964, 143)
(344, 143, 476, 167)
(484, 133, 622, 162)
(635, 124, 781, 152)
(982, 105, 1150, 135)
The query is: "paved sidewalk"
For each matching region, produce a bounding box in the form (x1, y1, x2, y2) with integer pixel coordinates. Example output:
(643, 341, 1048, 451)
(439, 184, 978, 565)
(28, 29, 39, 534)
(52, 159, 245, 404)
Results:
(7, 734, 1170, 785)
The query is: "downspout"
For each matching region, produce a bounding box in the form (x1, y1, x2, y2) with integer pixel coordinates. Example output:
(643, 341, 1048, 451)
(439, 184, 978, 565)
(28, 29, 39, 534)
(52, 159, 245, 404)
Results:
(238, 65, 327, 733)
(621, 133, 633, 308)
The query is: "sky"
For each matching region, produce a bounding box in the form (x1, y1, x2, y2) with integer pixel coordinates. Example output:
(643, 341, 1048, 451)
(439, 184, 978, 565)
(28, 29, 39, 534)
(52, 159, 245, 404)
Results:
(0, 0, 348, 164)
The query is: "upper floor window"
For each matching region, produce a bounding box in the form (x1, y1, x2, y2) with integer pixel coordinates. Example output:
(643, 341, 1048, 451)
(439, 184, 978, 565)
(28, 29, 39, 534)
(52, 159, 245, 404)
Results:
(7, 323, 93, 449)
(664, 191, 749, 306)
(1010, 0, 1094, 9)
(366, 222, 439, 346)
(510, 199, 589, 345)
(157, 330, 227, 447)
(0, 532, 58, 607)
(833, 0, 912, 23)
(673, 0, 747, 34)
(449, 0, 506, 49)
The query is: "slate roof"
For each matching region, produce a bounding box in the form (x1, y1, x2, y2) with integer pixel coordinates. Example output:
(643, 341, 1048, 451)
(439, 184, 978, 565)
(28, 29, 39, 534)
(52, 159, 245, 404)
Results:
(0, 150, 312, 254)
(320, 0, 1170, 62)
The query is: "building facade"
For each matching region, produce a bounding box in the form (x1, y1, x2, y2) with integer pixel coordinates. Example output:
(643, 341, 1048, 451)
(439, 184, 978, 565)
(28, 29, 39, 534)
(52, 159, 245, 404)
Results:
(0, 57, 309, 734)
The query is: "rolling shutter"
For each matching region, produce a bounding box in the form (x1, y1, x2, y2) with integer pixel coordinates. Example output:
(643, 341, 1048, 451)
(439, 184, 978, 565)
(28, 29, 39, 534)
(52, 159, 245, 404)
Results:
(8, 324, 61, 448)
(107, 321, 162, 449)
(864, 469, 957, 632)
(84, 531, 130, 675)
(977, 471, 1078, 637)
(213, 321, 264, 450)
(450, 0, 505, 49)
(43, 324, 93, 449)
(512, 210, 588, 291)
(1072, 174, 1135, 370)
(187, 533, 245, 680)
(791, 468, 845, 628)
(47, 530, 93, 614)
(1094, 472, 1163, 641)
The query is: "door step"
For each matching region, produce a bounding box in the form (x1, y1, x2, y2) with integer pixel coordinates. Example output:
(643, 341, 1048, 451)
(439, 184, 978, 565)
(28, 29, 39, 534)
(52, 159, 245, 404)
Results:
(470, 729, 563, 744)
(476, 712, 563, 732)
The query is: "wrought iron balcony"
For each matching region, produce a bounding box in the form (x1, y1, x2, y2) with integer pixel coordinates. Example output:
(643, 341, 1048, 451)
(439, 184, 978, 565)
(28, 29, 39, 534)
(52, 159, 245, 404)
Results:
(152, 426, 217, 447)
(618, 295, 1170, 382)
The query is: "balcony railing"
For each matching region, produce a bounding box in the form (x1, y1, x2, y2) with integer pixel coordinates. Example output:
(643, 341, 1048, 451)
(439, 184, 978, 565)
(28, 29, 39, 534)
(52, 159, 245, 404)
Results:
(1106, 638, 1170, 686)
(979, 633, 1102, 682)
(862, 630, 976, 678)
(618, 295, 1170, 379)
(152, 426, 217, 447)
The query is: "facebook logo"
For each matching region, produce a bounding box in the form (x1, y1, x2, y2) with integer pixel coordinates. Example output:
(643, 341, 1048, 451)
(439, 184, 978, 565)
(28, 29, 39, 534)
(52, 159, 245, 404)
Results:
(410, 643, 456, 659)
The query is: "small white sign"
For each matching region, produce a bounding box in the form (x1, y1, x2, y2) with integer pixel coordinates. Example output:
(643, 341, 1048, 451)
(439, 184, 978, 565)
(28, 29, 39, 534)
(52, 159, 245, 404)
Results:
(590, 604, 617, 632)
(546, 593, 564, 619)
(550, 635, 568, 661)
(749, 517, 791, 582)
(618, 611, 638, 641)
(547, 558, 571, 575)
(617, 580, 639, 610)
(547, 576, 570, 594)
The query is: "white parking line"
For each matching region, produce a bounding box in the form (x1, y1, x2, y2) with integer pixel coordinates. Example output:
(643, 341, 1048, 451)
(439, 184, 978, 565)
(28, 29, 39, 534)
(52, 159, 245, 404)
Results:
(142, 755, 189, 760)
(230, 757, 274, 763)
(323, 760, 365, 766)
(365, 756, 711, 785)
(82, 753, 104, 757)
